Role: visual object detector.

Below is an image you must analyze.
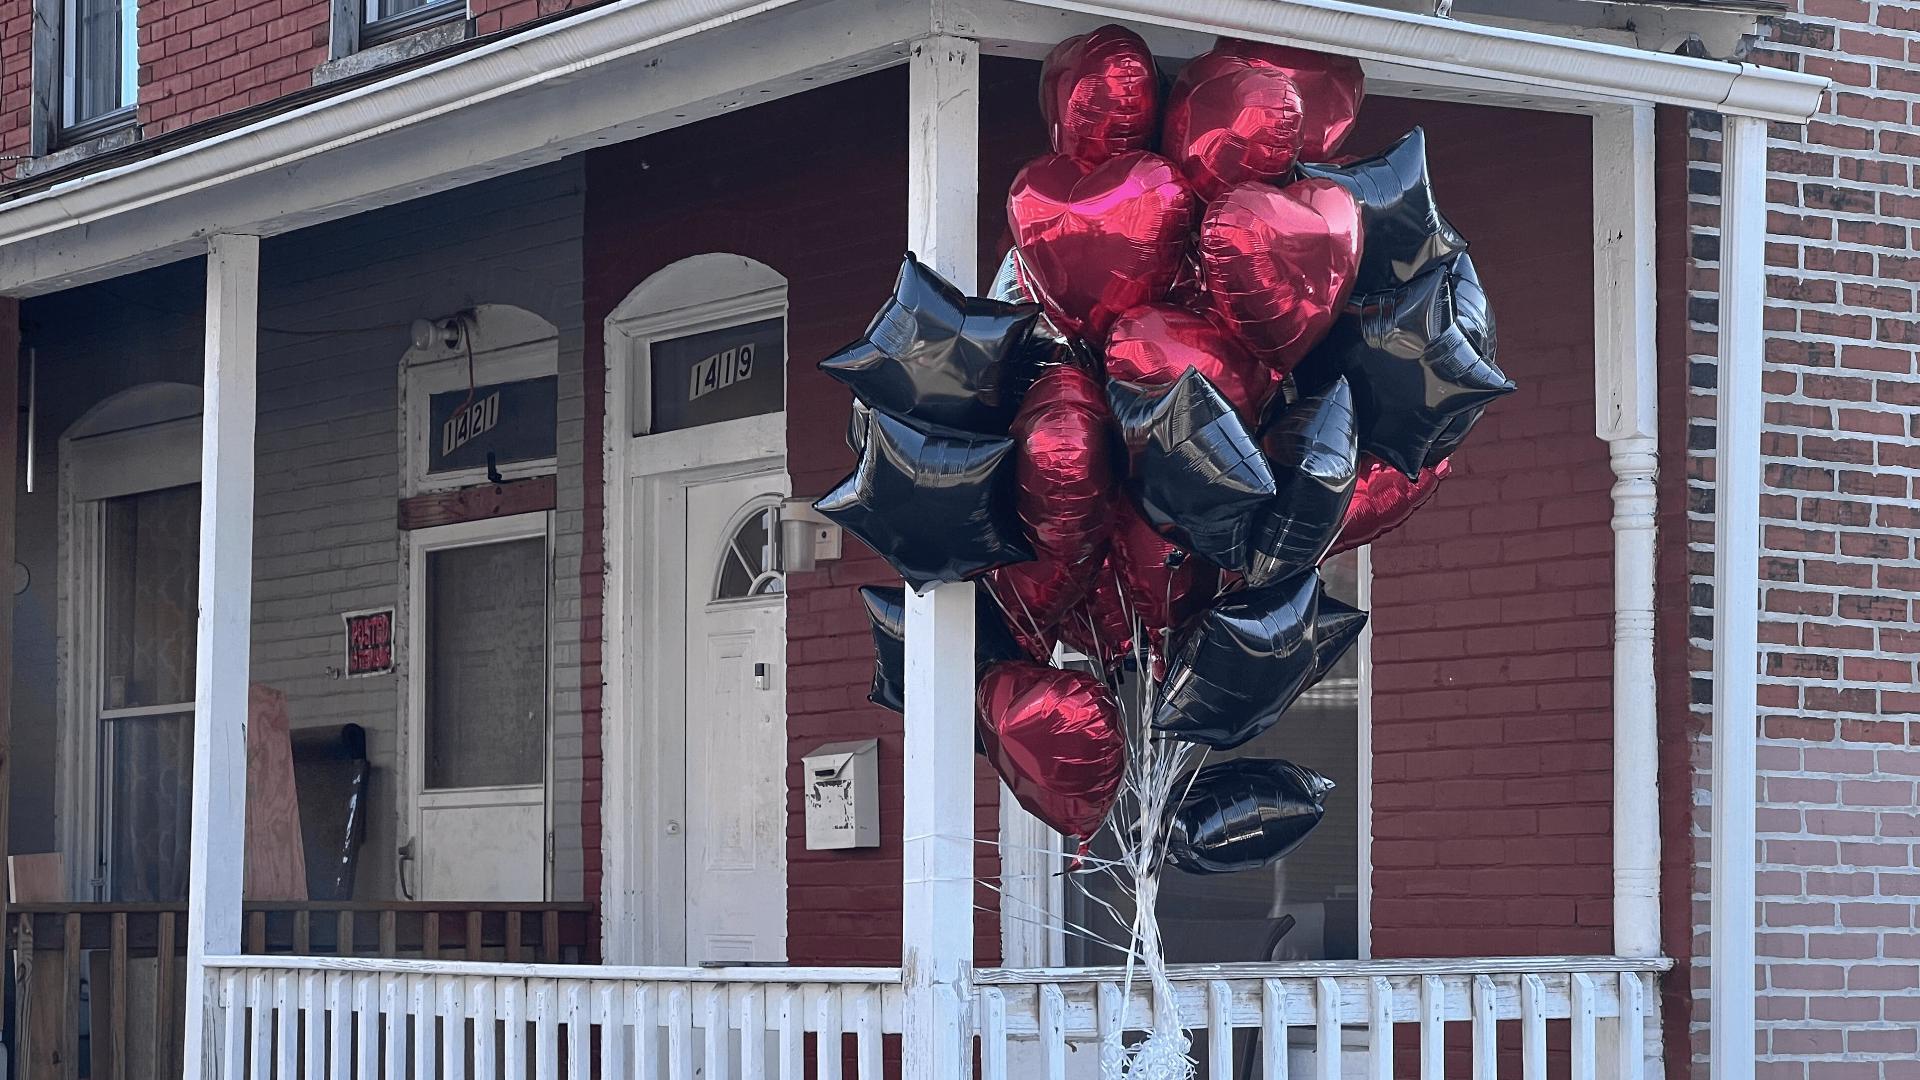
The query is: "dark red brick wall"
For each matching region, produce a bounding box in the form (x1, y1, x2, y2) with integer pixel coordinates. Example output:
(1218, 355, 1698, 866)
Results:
(0, 0, 30, 157)
(1360, 99, 1616, 960)
(136, 0, 329, 135)
(582, 63, 1046, 965)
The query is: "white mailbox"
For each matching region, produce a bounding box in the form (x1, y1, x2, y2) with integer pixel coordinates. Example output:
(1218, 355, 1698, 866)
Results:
(803, 739, 879, 850)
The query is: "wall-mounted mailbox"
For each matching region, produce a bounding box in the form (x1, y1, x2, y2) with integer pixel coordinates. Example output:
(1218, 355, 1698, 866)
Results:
(803, 739, 879, 850)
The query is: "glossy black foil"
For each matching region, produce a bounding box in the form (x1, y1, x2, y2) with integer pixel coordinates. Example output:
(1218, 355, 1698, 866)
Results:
(1167, 758, 1336, 875)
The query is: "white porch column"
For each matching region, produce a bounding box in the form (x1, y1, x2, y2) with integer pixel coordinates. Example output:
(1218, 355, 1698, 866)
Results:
(1592, 105, 1661, 961)
(902, 34, 981, 1080)
(181, 233, 261, 1080)
(1708, 113, 1767, 1078)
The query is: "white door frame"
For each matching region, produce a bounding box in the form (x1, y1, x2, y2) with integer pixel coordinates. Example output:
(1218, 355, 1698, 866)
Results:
(602, 254, 789, 962)
(403, 511, 557, 900)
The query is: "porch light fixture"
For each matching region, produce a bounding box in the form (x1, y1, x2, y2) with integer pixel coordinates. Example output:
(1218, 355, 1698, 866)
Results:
(778, 497, 842, 573)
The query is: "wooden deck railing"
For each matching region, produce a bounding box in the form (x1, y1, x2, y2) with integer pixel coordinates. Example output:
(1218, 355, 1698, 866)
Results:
(5, 900, 596, 1080)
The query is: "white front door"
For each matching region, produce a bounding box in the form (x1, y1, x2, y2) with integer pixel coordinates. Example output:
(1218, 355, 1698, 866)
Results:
(680, 475, 788, 963)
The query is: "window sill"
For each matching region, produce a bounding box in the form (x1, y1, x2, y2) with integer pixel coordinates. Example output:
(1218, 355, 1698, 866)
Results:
(314, 18, 472, 86)
(18, 122, 141, 180)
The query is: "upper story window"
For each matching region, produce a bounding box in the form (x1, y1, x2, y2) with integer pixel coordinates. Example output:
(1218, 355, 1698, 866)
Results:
(361, 0, 462, 46)
(61, 0, 137, 137)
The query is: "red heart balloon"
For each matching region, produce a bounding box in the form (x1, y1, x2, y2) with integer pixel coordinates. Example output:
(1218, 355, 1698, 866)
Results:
(1213, 39, 1365, 162)
(1162, 50, 1305, 203)
(1039, 25, 1161, 165)
(986, 553, 1095, 654)
(1328, 455, 1452, 557)
(1009, 151, 1201, 344)
(977, 661, 1127, 839)
(1199, 178, 1364, 375)
(1105, 303, 1280, 428)
(1109, 498, 1220, 662)
(1013, 365, 1117, 567)
(1055, 555, 1134, 666)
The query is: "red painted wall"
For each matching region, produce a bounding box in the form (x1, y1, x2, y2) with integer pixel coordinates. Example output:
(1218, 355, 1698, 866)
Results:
(1356, 99, 1615, 961)
(581, 63, 1048, 965)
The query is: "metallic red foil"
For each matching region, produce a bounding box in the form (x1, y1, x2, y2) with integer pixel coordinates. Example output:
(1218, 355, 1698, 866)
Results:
(1105, 303, 1280, 428)
(1162, 50, 1305, 203)
(1328, 455, 1452, 556)
(1198, 177, 1364, 375)
(1055, 555, 1134, 665)
(986, 553, 1094, 656)
(1212, 39, 1365, 162)
(1108, 498, 1221, 664)
(1008, 151, 1200, 344)
(977, 661, 1127, 839)
(1013, 364, 1118, 567)
(1039, 24, 1161, 165)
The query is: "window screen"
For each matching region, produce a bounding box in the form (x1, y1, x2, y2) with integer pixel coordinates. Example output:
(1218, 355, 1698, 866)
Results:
(424, 537, 549, 790)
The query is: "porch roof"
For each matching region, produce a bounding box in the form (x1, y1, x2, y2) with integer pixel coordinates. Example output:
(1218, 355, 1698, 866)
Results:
(0, 0, 1825, 297)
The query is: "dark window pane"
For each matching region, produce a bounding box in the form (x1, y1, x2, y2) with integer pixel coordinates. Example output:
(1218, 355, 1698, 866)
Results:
(425, 537, 548, 789)
(643, 318, 786, 435)
(102, 485, 200, 710)
(64, 0, 133, 126)
(106, 712, 194, 901)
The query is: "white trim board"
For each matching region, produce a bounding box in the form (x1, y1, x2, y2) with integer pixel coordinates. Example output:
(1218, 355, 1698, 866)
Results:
(0, 0, 1824, 294)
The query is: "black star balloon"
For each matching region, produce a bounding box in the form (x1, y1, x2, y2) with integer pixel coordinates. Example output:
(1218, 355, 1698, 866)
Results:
(815, 407, 1034, 592)
(1295, 255, 1516, 479)
(1108, 368, 1277, 571)
(1310, 592, 1368, 682)
(1418, 254, 1506, 468)
(1166, 758, 1335, 875)
(989, 247, 1093, 370)
(858, 584, 1030, 713)
(1153, 569, 1333, 749)
(1297, 127, 1465, 294)
(820, 253, 1042, 434)
(1244, 378, 1359, 588)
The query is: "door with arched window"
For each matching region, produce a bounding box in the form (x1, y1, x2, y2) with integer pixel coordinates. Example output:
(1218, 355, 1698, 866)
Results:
(680, 480, 787, 962)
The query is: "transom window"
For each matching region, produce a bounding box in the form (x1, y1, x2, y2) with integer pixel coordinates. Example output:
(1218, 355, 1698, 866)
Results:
(61, 0, 137, 137)
(713, 500, 785, 602)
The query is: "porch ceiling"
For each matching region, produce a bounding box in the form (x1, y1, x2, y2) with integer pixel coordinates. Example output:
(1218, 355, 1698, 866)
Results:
(0, 0, 1825, 296)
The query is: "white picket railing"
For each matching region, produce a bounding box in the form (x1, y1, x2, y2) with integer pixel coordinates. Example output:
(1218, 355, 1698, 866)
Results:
(973, 956, 1670, 1080)
(199, 955, 904, 1079)
(202, 954, 1668, 1079)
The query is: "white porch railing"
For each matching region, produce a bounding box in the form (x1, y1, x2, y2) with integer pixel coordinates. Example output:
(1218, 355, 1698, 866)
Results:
(200, 956, 904, 1079)
(199, 955, 1666, 1079)
(973, 956, 1670, 1080)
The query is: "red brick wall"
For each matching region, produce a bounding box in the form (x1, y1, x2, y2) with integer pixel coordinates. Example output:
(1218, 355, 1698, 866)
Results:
(1360, 99, 1616, 960)
(0, 0, 30, 157)
(136, 0, 329, 135)
(582, 64, 1046, 966)
(1680, 8, 1920, 1078)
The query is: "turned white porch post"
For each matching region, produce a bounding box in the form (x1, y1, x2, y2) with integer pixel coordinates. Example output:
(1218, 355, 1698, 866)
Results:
(181, 233, 260, 1079)
(1709, 113, 1767, 1079)
(1592, 105, 1661, 961)
(902, 34, 981, 1080)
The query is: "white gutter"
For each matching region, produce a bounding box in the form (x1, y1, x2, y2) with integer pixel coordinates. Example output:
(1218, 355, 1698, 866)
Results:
(974, 0, 1828, 122)
(0, 0, 1827, 293)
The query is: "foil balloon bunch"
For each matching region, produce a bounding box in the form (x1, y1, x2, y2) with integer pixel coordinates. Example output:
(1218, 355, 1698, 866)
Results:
(819, 26, 1515, 1079)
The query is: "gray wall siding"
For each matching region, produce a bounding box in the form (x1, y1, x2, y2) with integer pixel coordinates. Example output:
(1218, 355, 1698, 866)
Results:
(11, 159, 590, 901)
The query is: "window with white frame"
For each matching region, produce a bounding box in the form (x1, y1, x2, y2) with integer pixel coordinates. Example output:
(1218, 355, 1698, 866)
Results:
(360, 0, 461, 47)
(402, 310, 558, 495)
(1066, 549, 1367, 965)
(59, 0, 137, 139)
